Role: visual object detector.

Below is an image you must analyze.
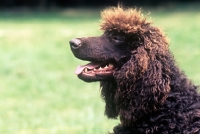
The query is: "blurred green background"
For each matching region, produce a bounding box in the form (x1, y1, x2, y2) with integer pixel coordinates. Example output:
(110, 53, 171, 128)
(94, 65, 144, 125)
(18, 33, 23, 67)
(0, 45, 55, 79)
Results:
(0, 4, 200, 134)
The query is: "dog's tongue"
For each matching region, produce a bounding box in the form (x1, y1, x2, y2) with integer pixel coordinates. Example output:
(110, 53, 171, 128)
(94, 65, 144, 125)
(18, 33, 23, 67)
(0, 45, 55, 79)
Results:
(75, 62, 101, 75)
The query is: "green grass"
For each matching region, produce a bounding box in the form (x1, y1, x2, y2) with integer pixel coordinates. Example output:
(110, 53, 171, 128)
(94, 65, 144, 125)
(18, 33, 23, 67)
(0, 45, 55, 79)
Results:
(0, 6, 200, 134)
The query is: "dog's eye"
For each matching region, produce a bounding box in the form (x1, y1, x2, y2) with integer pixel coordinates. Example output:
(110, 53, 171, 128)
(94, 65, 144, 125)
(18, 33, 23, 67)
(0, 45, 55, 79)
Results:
(112, 36, 124, 42)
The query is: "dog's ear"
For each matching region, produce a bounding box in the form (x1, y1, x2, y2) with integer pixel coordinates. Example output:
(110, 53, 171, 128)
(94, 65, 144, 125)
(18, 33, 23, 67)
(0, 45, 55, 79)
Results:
(113, 27, 171, 125)
(139, 53, 171, 109)
(115, 44, 171, 107)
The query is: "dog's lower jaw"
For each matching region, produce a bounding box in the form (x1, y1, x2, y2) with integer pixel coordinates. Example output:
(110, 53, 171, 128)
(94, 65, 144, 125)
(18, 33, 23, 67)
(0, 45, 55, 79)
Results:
(77, 72, 114, 82)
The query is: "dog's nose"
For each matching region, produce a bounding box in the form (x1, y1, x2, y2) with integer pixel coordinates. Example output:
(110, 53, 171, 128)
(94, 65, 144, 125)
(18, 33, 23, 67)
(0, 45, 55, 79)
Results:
(69, 38, 82, 49)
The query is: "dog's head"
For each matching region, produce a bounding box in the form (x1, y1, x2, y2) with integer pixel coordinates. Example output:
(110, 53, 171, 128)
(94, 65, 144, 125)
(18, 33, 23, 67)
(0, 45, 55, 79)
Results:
(70, 6, 169, 83)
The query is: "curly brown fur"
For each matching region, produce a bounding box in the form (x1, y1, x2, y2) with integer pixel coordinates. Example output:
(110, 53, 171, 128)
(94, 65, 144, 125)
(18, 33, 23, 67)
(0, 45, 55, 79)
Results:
(69, 5, 200, 134)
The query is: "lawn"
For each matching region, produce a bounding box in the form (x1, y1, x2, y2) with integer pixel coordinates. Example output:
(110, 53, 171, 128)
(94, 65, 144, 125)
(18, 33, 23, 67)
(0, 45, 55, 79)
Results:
(0, 5, 200, 134)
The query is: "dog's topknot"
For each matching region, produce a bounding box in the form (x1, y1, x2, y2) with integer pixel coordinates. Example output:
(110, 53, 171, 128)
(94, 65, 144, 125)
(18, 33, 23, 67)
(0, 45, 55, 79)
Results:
(100, 5, 152, 34)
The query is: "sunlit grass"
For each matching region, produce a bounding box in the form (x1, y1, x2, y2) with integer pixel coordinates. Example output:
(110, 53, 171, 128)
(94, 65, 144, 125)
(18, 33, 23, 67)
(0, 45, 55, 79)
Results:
(0, 6, 200, 134)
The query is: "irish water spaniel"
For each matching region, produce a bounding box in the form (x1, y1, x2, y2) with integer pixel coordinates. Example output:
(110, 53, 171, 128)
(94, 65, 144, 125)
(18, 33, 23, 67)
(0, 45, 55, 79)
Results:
(69, 6, 200, 134)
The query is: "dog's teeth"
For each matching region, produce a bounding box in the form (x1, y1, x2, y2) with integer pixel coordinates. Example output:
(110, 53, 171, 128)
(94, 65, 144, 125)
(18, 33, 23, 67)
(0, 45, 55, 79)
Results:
(99, 67, 103, 70)
(94, 68, 97, 71)
(84, 68, 88, 72)
(108, 63, 114, 68)
(105, 65, 109, 69)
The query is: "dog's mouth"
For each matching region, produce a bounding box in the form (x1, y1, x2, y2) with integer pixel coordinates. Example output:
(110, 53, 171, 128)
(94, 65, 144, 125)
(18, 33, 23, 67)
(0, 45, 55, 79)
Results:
(75, 61, 116, 82)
